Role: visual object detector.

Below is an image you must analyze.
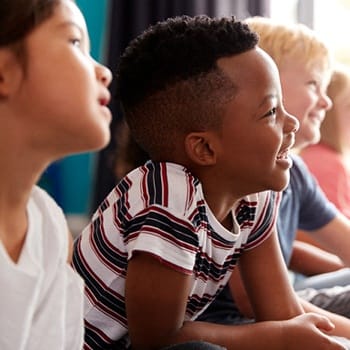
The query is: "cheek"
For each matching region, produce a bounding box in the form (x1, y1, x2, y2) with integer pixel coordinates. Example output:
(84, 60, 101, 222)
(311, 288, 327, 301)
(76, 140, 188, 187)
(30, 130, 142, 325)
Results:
(284, 89, 314, 119)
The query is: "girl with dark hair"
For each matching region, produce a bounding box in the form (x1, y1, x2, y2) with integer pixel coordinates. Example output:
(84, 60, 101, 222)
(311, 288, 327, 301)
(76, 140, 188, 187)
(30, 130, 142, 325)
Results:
(0, 1, 112, 349)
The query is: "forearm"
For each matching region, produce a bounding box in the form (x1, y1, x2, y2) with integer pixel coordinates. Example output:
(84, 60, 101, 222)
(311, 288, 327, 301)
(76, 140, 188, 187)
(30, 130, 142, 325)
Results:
(312, 214, 350, 267)
(290, 240, 344, 276)
(171, 320, 286, 350)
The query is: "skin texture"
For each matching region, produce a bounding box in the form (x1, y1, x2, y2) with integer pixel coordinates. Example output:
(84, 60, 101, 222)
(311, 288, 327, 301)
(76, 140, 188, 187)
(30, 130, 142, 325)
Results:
(182, 48, 298, 223)
(0, 0, 112, 262)
(280, 58, 332, 151)
(125, 48, 345, 350)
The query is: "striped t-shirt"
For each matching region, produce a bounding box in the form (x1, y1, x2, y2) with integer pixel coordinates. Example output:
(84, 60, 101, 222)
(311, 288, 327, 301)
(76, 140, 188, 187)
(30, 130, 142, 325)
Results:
(72, 161, 279, 349)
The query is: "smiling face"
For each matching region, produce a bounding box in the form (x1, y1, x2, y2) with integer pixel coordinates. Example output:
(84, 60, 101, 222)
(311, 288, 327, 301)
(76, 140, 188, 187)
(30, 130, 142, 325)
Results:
(279, 59, 332, 151)
(213, 47, 299, 196)
(7, 0, 112, 159)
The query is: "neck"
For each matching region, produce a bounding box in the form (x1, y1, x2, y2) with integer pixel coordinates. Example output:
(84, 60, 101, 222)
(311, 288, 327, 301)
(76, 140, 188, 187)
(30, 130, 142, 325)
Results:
(195, 169, 241, 229)
(0, 141, 49, 262)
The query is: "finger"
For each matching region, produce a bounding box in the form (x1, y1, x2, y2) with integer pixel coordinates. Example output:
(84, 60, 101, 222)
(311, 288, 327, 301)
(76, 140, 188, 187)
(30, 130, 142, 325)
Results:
(305, 313, 335, 332)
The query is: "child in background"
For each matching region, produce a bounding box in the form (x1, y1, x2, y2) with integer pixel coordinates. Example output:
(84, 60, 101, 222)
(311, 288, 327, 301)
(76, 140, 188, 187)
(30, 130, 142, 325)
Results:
(0, 0, 112, 349)
(301, 64, 350, 218)
(72, 15, 345, 350)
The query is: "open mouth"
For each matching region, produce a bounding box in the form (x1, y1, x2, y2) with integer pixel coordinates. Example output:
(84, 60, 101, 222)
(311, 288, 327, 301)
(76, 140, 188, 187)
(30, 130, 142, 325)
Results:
(99, 97, 109, 106)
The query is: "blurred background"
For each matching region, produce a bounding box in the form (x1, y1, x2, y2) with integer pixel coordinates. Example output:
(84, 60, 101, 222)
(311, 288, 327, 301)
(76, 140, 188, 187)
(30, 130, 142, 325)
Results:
(39, 0, 350, 235)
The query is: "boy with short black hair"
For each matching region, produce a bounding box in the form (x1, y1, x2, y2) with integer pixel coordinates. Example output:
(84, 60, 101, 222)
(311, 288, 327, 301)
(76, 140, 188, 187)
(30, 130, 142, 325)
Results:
(72, 15, 344, 350)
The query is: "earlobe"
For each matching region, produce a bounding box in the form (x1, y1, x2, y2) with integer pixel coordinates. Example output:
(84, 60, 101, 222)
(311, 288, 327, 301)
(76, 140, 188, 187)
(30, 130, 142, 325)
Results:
(185, 132, 217, 166)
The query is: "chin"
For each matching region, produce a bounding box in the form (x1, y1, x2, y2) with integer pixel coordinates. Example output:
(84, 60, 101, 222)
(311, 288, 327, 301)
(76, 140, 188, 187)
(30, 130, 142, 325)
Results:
(269, 173, 290, 192)
(89, 129, 111, 150)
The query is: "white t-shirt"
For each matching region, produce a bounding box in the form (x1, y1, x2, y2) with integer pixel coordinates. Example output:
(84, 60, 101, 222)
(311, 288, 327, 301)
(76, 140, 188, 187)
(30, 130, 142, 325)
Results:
(0, 186, 84, 350)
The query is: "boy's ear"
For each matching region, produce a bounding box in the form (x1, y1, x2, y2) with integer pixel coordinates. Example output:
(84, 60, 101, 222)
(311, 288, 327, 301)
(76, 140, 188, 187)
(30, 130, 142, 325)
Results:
(184, 132, 218, 166)
(0, 49, 21, 98)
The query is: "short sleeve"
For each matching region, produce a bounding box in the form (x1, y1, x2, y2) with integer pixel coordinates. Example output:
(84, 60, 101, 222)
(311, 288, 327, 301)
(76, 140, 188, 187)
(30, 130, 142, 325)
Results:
(124, 204, 199, 274)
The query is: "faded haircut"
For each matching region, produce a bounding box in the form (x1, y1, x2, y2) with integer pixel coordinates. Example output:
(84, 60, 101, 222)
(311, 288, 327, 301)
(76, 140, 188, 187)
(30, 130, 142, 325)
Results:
(116, 15, 258, 159)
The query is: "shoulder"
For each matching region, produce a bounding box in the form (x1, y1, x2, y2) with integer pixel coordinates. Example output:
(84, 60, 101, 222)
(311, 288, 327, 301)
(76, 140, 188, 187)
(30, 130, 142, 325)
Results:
(289, 153, 318, 190)
(30, 186, 69, 257)
(98, 161, 201, 218)
(31, 185, 66, 219)
(290, 153, 309, 173)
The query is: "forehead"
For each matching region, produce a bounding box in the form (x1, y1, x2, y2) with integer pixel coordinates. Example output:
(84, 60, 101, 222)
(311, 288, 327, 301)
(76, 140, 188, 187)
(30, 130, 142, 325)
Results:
(24, 0, 90, 53)
(281, 57, 332, 85)
(46, 0, 87, 33)
(217, 47, 281, 97)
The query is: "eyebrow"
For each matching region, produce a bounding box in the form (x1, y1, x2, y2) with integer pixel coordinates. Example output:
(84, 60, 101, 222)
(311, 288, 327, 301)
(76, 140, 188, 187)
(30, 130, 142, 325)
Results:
(258, 94, 278, 108)
(56, 20, 91, 51)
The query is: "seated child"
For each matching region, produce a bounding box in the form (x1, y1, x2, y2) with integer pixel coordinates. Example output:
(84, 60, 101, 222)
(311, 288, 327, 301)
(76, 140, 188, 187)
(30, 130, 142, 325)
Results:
(72, 15, 345, 350)
(0, 0, 113, 349)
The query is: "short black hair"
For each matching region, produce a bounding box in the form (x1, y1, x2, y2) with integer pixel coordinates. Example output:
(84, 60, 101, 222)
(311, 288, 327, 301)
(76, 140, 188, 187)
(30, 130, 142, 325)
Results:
(116, 15, 258, 159)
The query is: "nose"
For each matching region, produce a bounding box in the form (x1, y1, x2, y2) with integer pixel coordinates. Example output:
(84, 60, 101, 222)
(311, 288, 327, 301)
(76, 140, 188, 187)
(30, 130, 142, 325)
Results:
(284, 111, 300, 134)
(319, 91, 333, 111)
(96, 62, 112, 87)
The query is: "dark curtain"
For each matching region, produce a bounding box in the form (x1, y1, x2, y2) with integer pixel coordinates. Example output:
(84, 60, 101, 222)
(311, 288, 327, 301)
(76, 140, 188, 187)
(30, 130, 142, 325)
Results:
(248, 0, 270, 17)
(93, 0, 269, 210)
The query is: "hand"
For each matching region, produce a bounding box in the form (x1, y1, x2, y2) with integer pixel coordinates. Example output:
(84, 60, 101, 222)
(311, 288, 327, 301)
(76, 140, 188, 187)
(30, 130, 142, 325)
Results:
(283, 313, 346, 350)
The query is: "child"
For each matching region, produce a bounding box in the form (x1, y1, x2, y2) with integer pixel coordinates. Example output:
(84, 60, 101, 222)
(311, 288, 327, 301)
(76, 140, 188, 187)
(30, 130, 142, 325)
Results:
(199, 16, 350, 346)
(72, 15, 345, 350)
(301, 64, 350, 219)
(0, 0, 112, 349)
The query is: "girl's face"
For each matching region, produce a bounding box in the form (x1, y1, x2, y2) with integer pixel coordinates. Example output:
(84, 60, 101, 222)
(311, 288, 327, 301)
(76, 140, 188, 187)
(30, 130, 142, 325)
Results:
(279, 59, 332, 151)
(9, 0, 112, 159)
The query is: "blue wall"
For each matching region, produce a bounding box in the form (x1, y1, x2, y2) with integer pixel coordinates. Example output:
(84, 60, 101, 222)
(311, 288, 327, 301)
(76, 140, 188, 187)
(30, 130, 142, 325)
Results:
(39, 0, 110, 215)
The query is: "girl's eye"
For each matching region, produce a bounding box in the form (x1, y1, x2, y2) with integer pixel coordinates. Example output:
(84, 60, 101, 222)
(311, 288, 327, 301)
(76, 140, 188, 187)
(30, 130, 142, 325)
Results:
(264, 107, 277, 118)
(70, 38, 81, 47)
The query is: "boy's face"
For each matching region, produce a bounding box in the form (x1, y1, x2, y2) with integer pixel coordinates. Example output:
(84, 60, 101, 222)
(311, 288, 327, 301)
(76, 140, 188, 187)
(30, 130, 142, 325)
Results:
(9, 0, 112, 158)
(214, 48, 299, 196)
(279, 59, 332, 151)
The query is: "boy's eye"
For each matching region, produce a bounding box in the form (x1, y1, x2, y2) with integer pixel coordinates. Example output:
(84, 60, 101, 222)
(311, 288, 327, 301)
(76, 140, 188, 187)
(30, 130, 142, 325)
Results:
(263, 107, 277, 118)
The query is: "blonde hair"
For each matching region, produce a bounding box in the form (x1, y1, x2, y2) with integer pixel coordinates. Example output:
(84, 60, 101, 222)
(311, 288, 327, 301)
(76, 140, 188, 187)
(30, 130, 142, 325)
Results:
(244, 16, 332, 71)
(320, 64, 350, 153)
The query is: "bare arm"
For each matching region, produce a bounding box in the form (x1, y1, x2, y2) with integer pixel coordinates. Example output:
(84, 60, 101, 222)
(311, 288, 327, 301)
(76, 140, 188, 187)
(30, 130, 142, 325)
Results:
(229, 229, 303, 319)
(238, 229, 302, 320)
(231, 268, 350, 341)
(125, 232, 343, 350)
(310, 213, 350, 266)
(290, 240, 345, 276)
